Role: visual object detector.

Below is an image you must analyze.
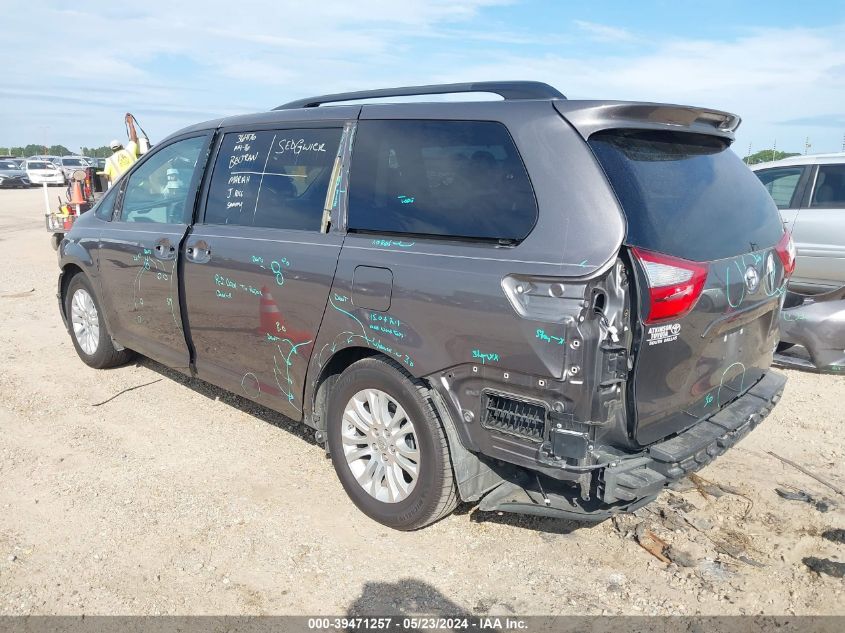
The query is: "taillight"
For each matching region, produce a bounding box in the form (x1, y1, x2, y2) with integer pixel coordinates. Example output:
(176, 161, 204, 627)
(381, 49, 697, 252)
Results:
(775, 231, 796, 277)
(632, 247, 708, 324)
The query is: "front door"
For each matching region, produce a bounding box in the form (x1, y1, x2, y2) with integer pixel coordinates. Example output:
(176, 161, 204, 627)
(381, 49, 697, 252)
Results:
(182, 124, 352, 419)
(97, 134, 210, 368)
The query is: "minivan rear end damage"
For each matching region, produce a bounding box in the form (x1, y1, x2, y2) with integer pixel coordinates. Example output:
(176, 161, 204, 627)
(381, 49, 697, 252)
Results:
(431, 99, 791, 520)
(59, 81, 789, 528)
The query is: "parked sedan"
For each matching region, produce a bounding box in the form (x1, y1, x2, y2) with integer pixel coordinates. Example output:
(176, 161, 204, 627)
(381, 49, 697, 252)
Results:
(25, 160, 65, 186)
(0, 160, 32, 188)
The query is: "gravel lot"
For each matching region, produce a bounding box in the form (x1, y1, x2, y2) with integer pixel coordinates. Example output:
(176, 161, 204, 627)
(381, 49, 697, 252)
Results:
(0, 187, 843, 616)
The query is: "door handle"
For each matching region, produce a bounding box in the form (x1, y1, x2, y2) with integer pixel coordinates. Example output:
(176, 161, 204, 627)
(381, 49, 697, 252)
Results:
(154, 239, 177, 259)
(186, 241, 212, 264)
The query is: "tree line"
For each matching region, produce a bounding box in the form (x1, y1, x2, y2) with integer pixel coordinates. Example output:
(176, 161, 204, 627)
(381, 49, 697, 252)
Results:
(0, 144, 114, 158)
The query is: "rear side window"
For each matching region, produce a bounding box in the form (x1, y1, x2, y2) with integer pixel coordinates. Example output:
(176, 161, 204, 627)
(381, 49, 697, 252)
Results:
(810, 164, 845, 208)
(590, 130, 784, 261)
(205, 128, 342, 231)
(348, 120, 537, 241)
(755, 167, 803, 209)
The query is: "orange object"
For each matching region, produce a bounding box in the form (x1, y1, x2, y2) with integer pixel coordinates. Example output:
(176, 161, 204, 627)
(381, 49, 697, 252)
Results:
(259, 285, 284, 335)
(69, 180, 85, 205)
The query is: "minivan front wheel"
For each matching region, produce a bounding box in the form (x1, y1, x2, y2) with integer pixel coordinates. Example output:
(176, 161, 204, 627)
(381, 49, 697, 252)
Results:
(326, 357, 458, 530)
(65, 274, 134, 369)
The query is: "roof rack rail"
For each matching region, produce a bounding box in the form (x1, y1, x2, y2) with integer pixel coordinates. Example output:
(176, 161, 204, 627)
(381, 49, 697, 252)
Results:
(274, 81, 565, 110)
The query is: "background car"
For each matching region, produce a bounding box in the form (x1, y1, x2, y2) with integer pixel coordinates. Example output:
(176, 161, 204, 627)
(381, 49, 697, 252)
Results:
(753, 153, 845, 294)
(86, 157, 106, 170)
(0, 159, 32, 188)
(57, 156, 92, 181)
(752, 153, 845, 373)
(25, 159, 65, 186)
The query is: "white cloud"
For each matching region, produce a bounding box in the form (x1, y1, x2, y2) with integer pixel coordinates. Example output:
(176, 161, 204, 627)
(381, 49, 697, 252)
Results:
(431, 24, 845, 153)
(573, 20, 635, 42)
(2, 3, 844, 154)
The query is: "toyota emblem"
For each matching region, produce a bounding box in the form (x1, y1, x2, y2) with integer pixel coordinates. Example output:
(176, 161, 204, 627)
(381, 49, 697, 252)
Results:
(744, 265, 760, 293)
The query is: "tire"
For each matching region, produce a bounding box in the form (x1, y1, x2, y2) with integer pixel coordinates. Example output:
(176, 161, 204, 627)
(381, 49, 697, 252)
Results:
(64, 273, 134, 369)
(326, 356, 458, 530)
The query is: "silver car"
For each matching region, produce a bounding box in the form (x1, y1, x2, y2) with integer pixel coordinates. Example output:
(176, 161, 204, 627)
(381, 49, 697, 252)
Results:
(752, 153, 845, 293)
(752, 153, 845, 372)
(57, 156, 91, 180)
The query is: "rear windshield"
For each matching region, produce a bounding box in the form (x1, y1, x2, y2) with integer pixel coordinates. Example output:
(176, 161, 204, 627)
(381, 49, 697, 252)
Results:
(0, 161, 18, 169)
(589, 130, 783, 261)
(27, 162, 50, 169)
(62, 159, 85, 167)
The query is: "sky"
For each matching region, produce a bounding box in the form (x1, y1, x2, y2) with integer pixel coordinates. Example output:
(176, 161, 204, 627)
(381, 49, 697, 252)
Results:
(2, 0, 844, 155)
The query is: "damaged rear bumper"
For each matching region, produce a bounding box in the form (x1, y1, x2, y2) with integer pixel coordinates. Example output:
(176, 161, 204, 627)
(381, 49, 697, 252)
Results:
(479, 371, 787, 520)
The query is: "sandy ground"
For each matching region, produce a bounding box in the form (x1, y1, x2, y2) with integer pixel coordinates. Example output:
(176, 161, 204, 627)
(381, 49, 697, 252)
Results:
(0, 187, 843, 616)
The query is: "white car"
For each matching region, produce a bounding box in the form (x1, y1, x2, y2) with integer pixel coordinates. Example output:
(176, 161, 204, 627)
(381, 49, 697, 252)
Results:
(25, 160, 65, 186)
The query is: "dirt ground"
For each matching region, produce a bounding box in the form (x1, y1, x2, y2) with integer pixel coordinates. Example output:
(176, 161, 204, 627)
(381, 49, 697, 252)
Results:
(0, 187, 843, 616)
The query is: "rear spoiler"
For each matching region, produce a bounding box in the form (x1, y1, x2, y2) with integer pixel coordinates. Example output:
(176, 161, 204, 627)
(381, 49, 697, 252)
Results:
(554, 101, 741, 142)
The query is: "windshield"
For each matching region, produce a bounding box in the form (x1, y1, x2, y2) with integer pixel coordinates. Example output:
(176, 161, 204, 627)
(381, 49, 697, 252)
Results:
(0, 161, 18, 169)
(27, 162, 51, 170)
(589, 129, 784, 261)
(62, 159, 85, 167)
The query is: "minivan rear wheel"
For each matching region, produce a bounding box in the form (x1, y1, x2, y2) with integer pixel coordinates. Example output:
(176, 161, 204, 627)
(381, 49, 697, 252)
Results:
(65, 274, 134, 369)
(326, 356, 458, 530)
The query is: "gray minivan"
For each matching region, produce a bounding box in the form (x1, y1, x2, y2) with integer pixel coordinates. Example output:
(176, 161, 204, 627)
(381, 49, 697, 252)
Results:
(58, 82, 791, 529)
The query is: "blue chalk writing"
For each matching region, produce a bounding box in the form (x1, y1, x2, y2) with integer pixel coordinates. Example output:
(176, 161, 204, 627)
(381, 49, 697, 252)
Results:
(396, 195, 415, 204)
(214, 274, 237, 289)
(372, 239, 416, 249)
(324, 296, 416, 369)
(370, 313, 401, 327)
(472, 349, 500, 364)
(536, 329, 564, 345)
(270, 259, 290, 286)
(369, 324, 404, 339)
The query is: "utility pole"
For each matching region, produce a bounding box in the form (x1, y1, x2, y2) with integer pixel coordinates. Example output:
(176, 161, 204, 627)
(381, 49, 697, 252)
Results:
(745, 142, 752, 164)
(804, 137, 812, 155)
(841, 133, 844, 152)
(771, 140, 776, 162)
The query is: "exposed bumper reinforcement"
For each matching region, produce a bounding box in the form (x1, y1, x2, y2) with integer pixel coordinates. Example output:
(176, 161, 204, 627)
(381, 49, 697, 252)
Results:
(478, 371, 786, 519)
(601, 371, 787, 503)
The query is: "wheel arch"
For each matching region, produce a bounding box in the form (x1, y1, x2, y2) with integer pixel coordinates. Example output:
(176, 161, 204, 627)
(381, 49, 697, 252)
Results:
(309, 346, 380, 431)
(58, 262, 85, 327)
(58, 262, 116, 341)
(309, 347, 499, 504)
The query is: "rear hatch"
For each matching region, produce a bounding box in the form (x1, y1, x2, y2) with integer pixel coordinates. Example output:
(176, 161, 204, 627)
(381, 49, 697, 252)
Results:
(585, 126, 793, 445)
